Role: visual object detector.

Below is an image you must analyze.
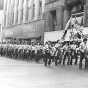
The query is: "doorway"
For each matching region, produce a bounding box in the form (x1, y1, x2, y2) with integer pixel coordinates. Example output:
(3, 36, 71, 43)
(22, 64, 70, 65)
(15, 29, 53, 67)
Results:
(50, 10, 57, 31)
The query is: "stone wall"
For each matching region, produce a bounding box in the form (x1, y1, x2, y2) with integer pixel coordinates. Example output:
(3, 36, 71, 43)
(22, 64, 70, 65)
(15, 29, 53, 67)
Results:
(3, 20, 46, 40)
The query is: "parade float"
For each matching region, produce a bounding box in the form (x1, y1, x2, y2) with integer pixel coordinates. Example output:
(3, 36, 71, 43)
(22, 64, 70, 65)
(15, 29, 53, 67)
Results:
(62, 12, 88, 44)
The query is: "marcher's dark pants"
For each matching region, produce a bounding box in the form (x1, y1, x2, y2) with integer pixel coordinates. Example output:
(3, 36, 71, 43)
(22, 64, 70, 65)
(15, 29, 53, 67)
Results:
(70, 55, 74, 65)
(74, 54, 78, 65)
(43, 54, 46, 65)
(79, 52, 84, 69)
(30, 51, 35, 60)
(48, 54, 51, 66)
(44, 54, 48, 66)
(63, 52, 67, 65)
(70, 51, 77, 65)
(63, 52, 71, 65)
(51, 56, 54, 62)
(55, 55, 62, 66)
(70, 50, 74, 65)
(58, 51, 62, 65)
(35, 51, 42, 62)
(35, 54, 40, 62)
(55, 56, 58, 66)
(67, 55, 71, 65)
(44, 53, 51, 66)
(85, 55, 88, 69)
(79, 57, 88, 69)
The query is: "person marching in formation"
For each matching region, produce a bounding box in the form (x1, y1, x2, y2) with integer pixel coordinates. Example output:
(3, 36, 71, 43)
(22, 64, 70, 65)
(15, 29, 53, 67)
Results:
(79, 38, 88, 69)
(0, 38, 88, 70)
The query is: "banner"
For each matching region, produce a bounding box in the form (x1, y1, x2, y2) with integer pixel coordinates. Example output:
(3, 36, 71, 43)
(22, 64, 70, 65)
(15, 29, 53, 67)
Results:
(63, 12, 84, 41)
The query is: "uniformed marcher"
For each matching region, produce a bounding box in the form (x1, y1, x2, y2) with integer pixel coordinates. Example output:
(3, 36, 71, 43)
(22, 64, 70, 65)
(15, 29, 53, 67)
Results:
(63, 42, 69, 65)
(54, 42, 62, 66)
(79, 38, 88, 69)
(43, 41, 51, 66)
(70, 41, 77, 65)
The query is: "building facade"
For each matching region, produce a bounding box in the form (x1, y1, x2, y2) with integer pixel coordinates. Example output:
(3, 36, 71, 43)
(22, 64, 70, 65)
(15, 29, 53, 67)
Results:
(2, 0, 46, 41)
(2, 0, 86, 41)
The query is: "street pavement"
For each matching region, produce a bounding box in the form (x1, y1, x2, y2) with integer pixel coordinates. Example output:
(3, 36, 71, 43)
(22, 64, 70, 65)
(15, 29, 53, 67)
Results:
(0, 57, 88, 88)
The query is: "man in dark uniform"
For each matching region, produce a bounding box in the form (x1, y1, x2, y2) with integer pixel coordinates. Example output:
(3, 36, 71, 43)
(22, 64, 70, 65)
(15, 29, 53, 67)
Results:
(63, 42, 69, 65)
(35, 43, 43, 62)
(43, 41, 51, 66)
(70, 41, 77, 65)
(79, 38, 88, 69)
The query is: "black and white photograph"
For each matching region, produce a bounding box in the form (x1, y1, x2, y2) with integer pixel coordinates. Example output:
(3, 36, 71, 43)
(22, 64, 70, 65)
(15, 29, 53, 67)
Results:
(0, 0, 88, 88)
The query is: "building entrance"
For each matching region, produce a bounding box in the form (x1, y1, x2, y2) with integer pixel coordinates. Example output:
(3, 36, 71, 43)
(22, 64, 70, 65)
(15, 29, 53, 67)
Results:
(50, 10, 57, 31)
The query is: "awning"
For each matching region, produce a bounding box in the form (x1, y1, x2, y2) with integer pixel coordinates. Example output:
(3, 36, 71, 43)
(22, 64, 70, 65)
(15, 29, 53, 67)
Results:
(44, 30, 64, 43)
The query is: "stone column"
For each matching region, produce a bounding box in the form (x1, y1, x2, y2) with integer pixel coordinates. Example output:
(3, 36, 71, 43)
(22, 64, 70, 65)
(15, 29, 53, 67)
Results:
(42, 0, 45, 13)
(23, 0, 28, 23)
(14, 0, 19, 25)
(18, 0, 23, 24)
(6, 0, 11, 26)
(41, 0, 45, 18)
(3, 13, 6, 27)
(34, 0, 40, 20)
(28, 0, 34, 22)
(63, 8, 71, 29)
(9, 0, 14, 25)
(10, 0, 15, 25)
(3, 0, 7, 27)
(56, 6, 64, 30)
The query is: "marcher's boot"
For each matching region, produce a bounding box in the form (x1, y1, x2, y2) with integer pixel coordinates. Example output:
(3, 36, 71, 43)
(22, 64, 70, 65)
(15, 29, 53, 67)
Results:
(55, 60, 57, 66)
(44, 58, 47, 66)
(67, 56, 71, 65)
(63, 58, 66, 65)
(70, 58, 73, 65)
(85, 59, 88, 70)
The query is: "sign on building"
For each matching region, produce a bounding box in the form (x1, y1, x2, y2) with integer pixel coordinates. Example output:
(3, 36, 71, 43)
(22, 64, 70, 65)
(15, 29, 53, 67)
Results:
(44, 30, 64, 43)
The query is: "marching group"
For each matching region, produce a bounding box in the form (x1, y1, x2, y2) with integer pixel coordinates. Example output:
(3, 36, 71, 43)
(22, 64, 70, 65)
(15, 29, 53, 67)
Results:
(0, 38, 88, 70)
